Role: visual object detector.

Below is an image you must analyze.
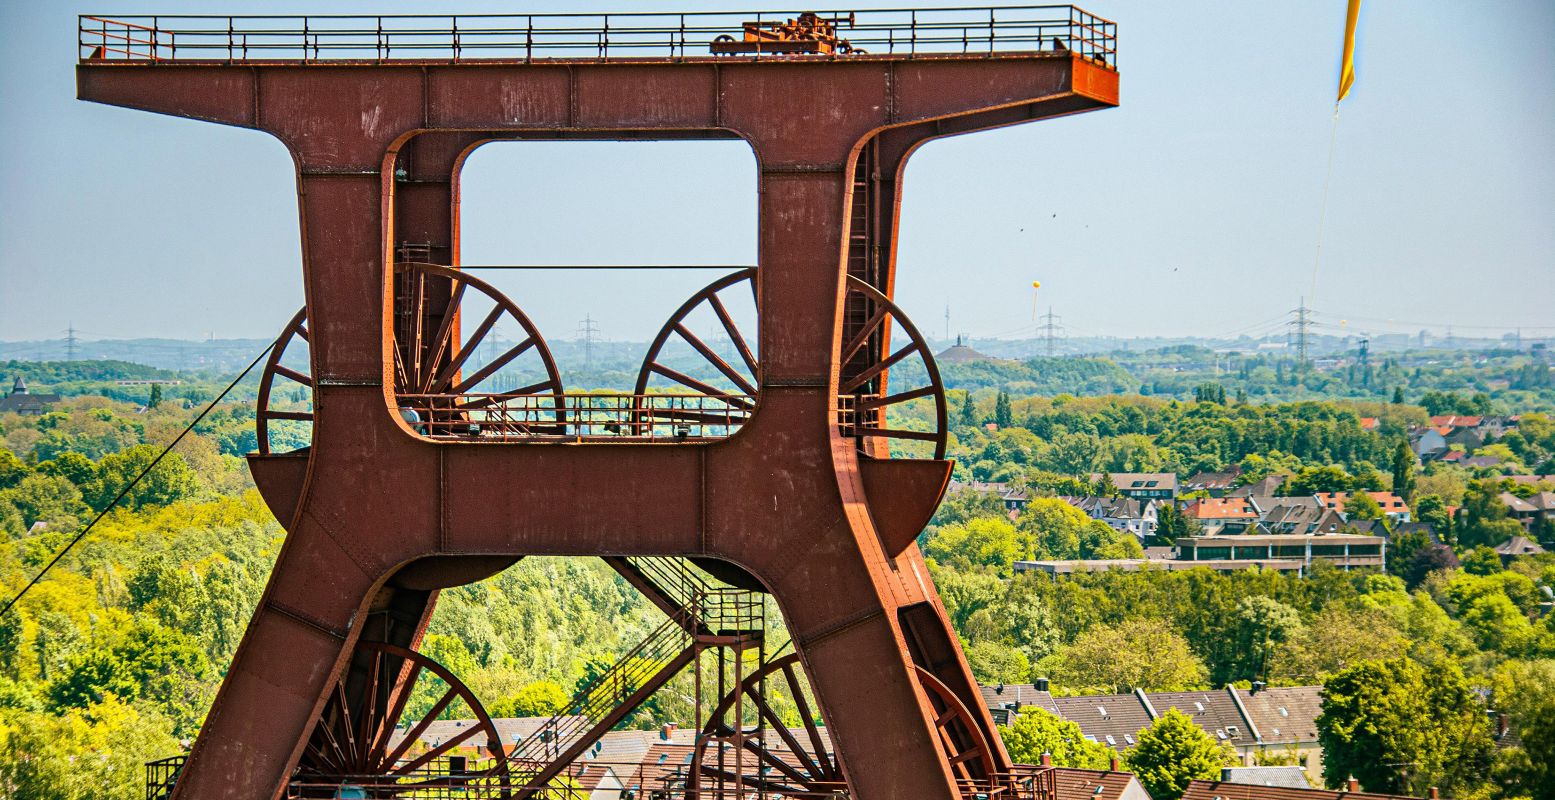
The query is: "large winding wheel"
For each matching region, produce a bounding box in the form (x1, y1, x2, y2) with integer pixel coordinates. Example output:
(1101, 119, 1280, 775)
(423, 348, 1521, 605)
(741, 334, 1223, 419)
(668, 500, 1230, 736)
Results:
(687, 653, 845, 798)
(913, 665, 1000, 786)
(633, 267, 761, 436)
(255, 262, 566, 452)
(255, 307, 312, 455)
(296, 641, 510, 797)
(637, 269, 947, 457)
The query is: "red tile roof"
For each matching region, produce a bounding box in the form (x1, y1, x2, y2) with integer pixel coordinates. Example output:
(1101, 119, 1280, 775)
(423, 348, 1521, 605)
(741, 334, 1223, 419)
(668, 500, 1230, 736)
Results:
(1052, 767, 1145, 800)
(1186, 498, 1258, 520)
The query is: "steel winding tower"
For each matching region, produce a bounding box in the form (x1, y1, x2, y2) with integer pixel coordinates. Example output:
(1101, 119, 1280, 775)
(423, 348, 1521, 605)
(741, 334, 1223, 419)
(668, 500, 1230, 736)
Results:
(77, 8, 1118, 799)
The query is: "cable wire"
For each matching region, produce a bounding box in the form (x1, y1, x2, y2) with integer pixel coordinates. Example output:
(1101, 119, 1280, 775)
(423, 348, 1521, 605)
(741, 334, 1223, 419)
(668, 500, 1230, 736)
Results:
(0, 338, 277, 620)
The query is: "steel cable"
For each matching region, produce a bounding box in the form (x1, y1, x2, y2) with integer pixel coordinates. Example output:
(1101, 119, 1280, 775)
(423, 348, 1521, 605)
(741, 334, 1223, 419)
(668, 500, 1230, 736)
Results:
(0, 338, 277, 620)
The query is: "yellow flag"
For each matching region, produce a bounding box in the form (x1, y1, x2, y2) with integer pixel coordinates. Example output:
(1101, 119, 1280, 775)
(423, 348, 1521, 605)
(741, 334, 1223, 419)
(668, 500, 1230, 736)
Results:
(1337, 0, 1362, 102)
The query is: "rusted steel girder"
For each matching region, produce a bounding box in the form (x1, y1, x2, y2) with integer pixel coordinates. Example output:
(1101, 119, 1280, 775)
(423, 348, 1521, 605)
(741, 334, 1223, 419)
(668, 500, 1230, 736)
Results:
(78, 52, 1117, 800)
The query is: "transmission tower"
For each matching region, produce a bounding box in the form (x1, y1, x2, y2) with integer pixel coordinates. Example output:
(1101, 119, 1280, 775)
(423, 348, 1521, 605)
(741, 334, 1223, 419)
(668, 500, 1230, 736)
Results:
(1288, 298, 1311, 370)
(576, 314, 600, 370)
(64, 323, 79, 362)
(1038, 306, 1065, 356)
(1357, 335, 1370, 367)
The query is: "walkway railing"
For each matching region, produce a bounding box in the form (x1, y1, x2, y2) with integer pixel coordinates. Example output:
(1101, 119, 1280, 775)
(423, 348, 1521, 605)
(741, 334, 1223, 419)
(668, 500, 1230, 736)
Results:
(79, 6, 1116, 67)
(397, 392, 751, 442)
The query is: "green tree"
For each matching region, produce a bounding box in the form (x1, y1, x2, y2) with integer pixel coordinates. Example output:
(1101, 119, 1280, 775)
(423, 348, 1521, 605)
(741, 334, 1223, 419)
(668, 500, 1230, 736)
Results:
(47, 622, 213, 738)
(0, 448, 27, 490)
(1125, 708, 1235, 800)
(87, 445, 199, 511)
(965, 640, 1031, 685)
(1343, 491, 1384, 522)
(147, 384, 162, 409)
(959, 392, 978, 429)
(1316, 658, 1494, 796)
(1233, 596, 1302, 683)
(1489, 659, 1555, 800)
(1456, 479, 1520, 549)
(1392, 386, 1405, 404)
(995, 391, 1014, 429)
(999, 706, 1115, 769)
(1039, 619, 1207, 693)
(1459, 545, 1501, 576)
(1390, 440, 1416, 501)
(490, 679, 569, 718)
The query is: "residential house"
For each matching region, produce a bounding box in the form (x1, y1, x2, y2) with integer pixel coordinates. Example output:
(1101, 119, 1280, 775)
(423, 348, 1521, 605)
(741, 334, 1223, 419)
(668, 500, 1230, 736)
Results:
(981, 682, 1060, 725)
(1175, 533, 1384, 570)
(1069, 496, 1159, 539)
(1231, 685, 1325, 777)
(1500, 493, 1540, 526)
(0, 377, 61, 416)
(948, 479, 1030, 516)
(1181, 779, 1435, 800)
(1016, 558, 1306, 577)
(1145, 690, 1257, 757)
(1390, 521, 1442, 544)
(1184, 497, 1259, 535)
(1252, 498, 1348, 535)
(1219, 766, 1311, 789)
(1494, 536, 1547, 562)
(1313, 491, 1411, 525)
(1096, 473, 1179, 501)
(1050, 693, 1156, 751)
(1185, 468, 1243, 497)
(985, 684, 1326, 784)
(1410, 427, 1448, 460)
(1230, 476, 1287, 498)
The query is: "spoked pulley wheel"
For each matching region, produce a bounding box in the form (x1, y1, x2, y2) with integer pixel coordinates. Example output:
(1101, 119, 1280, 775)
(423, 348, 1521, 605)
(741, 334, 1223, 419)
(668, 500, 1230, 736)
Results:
(637, 268, 947, 457)
(687, 652, 845, 798)
(836, 277, 948, 459)
(634, 267, 760, 436)
(913, 664, 999, 785)
(255, 307, 314, 455)
(253, 263, 567, 452)
(392, 262, 566, 437)
(296, 640, 510, 798)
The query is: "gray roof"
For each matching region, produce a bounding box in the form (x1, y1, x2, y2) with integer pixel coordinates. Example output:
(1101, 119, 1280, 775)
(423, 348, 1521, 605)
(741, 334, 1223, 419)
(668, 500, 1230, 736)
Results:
(1234, 686, 1322, 745)
(1145, 690, 1254, 748)
(1220, 766, 1312, 789)
(1051, 693, 1154, 750)
(979, 683, 1060, 716)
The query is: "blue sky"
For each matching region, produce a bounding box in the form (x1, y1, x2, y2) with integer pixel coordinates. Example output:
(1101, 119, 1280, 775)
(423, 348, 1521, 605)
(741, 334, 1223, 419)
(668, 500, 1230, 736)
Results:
(1, 1, 1551, 346)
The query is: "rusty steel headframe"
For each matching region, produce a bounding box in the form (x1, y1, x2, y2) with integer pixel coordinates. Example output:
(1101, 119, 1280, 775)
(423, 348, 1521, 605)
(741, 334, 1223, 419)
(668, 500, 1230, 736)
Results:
(76, 7, 1118, 799)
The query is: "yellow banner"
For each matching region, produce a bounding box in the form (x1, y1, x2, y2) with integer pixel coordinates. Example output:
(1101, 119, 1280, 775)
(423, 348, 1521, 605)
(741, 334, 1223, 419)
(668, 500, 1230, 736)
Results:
(1338, 0, 1362, 102)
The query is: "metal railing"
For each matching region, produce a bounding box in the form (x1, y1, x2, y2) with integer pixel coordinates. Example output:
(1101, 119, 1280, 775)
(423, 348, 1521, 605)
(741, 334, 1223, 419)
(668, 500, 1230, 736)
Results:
(397, 392, 752, 442)
(79, 6, 1116, 67)
(145, 755, 184, 800)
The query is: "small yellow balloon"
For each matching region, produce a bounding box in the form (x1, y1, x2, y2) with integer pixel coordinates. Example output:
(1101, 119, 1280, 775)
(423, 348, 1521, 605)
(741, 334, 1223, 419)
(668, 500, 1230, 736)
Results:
(1032, 281, 1041, 288)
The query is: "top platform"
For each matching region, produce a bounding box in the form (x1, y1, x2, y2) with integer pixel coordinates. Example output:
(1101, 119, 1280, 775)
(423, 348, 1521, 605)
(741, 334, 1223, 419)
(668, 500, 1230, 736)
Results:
(78, 5, 1116, 69)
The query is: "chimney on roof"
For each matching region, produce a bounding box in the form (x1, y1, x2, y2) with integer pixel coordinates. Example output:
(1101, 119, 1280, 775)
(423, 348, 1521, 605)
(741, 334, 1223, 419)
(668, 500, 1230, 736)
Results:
(1495, 712, 1510, 739)
(1041, 753, 1052, 767)
(1109, 756, 1120, 772)
(1251, 680, 1266, 695)
(660, 723, 676, 741)
(1347, 777, 1360, 793)
(1035, 677, 1050, 692)
(1429, 789, 1439, 800)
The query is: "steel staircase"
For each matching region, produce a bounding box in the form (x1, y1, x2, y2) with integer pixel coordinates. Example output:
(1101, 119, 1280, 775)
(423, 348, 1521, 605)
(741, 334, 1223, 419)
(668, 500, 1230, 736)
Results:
(510, 557, 765, 798)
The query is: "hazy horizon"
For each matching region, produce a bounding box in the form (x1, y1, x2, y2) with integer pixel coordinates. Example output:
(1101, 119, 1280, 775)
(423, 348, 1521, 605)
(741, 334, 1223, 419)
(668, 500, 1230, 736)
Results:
(2, 1, 1552, 345)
